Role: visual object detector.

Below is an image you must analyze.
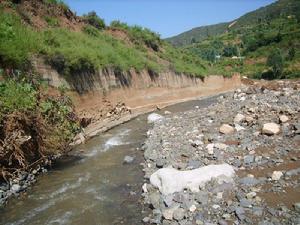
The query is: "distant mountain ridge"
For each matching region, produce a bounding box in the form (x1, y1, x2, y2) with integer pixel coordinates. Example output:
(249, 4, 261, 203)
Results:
(166, 0, 300, 46)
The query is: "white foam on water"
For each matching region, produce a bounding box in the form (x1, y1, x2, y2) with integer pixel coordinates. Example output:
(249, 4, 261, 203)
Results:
(8, 198, 60, 225)
(37, 173, 91, 200)
(104, 128, 132, 150)
(47, 211, 73, 225)
(83, 128, 132, 157)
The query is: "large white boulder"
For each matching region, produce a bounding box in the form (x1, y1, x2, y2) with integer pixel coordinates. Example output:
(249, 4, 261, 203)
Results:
(150, 164, 235, 195)
(147, 113, 164, 124)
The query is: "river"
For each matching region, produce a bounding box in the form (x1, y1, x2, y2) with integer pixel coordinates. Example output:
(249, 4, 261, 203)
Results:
(0, 94, 221, 225)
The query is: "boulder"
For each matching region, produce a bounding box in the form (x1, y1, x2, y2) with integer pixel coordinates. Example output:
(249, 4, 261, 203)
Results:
(262, 123, 280, 135)
(150, 164, 235, 195)
(147, 113, 165, 124)
(219, 124, 235, 134)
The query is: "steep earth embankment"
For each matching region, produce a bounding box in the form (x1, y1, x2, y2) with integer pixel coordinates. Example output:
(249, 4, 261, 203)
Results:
(34, 59, 241, 142)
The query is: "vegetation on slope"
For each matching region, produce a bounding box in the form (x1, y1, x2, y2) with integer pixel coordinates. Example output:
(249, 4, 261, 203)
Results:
(166, 22, 229, 47)
(0, 0, 207, 78)
(167, 0, 300, 47)
(168, 0, 300, 79)
(0, 74, 80, 181)
(185, 15, 299, 78)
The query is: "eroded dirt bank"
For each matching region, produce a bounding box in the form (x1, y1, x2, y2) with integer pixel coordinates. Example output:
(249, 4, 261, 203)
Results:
(70, 74, 241, 143)
(142, 80, 300, 225)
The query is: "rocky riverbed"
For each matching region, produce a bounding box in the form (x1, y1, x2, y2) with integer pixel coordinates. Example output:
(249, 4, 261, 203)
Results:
(142, 80, 300, 225)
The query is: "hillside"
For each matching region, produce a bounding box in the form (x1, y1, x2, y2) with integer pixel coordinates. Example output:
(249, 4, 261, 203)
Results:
(167, 0, 300, 79)
(165, 22, 229, 47)
(166, 0, 300, 47)
(0, 0, 208, 79)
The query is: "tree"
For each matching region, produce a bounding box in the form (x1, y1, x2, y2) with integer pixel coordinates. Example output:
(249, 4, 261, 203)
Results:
(287, 47, 295, 61)
(223, 45, 238, 57)
(191, 37, 196, 44)
(267, 48, 284, 79)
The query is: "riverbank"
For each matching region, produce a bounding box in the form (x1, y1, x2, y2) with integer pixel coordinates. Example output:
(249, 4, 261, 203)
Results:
(142, 80, 300, 224)
(72, 75, 242, 145)
(0, 75, 241, 208)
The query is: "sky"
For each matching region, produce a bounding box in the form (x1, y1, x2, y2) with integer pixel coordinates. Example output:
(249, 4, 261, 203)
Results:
(64, 0, 276, 38)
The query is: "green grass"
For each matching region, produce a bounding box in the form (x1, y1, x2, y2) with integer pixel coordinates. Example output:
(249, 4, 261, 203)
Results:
(0, 11, 41, 69)
(0, 9, 208, 78)
(0, 79, 37, 120)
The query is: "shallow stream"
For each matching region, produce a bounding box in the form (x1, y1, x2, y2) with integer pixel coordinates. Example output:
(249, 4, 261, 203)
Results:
(0, 95, 220, 225)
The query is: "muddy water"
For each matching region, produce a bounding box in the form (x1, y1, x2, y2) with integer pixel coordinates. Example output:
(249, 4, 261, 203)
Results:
(0, 94, 221, 225)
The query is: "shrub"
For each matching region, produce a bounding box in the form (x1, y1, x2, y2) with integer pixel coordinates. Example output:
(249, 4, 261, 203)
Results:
(83, 11, 105, 30)
(0, 79, 37, 119)
(44, 0, 69, 11)
(287, 47, 295, 61)
(82, 25, 100, 37)
(110, 20, 129, 30)
(266, 48, 284, 79)
(223, 45, 238, 57)
(44, 16, 59, 27)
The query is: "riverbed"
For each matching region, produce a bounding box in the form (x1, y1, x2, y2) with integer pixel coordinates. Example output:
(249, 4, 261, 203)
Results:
(0, 94, 222, 225)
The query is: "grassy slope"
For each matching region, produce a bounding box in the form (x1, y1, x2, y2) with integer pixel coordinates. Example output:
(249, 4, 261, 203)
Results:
(0, 1, 207, 78)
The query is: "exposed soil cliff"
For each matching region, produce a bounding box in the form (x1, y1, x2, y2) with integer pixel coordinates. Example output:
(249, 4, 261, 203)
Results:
(34, 57, 241, 117)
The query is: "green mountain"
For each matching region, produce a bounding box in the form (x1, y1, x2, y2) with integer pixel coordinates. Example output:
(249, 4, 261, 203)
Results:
(166, 0, 300, 47)
(165, 22, 229, 47)
(167, 0, 300, 79)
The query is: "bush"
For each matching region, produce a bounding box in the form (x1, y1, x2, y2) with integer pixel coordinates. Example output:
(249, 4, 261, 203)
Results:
(287, 47, 295, 61)
(0, 79, 37, 119)
(223, 45, 238, 57)
(82, 25, 100, 37)
(266, 48, 284, 79)
(44, 0, 69, 11)
(44, 16, 59, 27)
(83, 11, 105, 30)
(110, 20, 129, 30)
(0, 77, 79, 181)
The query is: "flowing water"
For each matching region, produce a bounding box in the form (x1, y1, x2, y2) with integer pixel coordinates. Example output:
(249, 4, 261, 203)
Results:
(0, 95, 221, 225)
